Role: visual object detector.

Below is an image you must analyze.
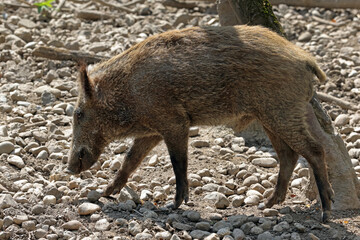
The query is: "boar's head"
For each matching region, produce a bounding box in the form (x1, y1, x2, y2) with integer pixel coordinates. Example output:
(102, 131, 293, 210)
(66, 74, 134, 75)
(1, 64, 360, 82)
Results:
(66, 64, 109, 174)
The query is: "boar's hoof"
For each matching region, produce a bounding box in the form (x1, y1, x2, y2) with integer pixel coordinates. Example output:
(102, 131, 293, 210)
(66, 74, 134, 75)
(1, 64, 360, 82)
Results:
(322, 210, 331, 223)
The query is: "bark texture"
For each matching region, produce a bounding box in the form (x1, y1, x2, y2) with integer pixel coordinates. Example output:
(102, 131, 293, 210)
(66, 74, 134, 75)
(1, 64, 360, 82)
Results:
(217, 0, 360, 210)
(270, 0, 360, 9)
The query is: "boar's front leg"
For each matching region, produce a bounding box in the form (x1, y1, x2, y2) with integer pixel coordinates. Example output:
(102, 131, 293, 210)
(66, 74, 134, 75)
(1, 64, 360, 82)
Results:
(263, 128, 299, 208)
(104, 135, 162, 196)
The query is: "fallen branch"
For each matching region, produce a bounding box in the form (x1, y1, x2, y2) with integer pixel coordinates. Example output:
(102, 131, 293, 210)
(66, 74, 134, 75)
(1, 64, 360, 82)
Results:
(4, 1, 35, 8)
(317, 92, 359, 111)
(270, 0, 360, 9)
(92, 0, 136, 13)
(163, 0, 197, 9)
(312, 16, 350, 27)
(32, 46, 107, 64)
(122, 0, 145, 7)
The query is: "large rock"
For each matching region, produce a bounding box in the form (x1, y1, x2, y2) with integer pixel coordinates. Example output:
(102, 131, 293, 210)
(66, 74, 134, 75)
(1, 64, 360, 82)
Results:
(0, 141, 14, 154)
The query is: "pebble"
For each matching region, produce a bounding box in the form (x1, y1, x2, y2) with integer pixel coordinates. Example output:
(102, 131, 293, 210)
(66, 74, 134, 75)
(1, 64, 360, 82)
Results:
(32, 204, 45, 215)
(191, 140, 210, 148)
(251, 158, 277, 168)
(78, 203, 101, 215)
(243, 175, 258, 186)
(155, 231, 172, 240)
(43, 195, 56, 205)
(95, 219, 111, 231)
(7, 155, 25, 168)
(334, 114, 350, 127)
(0, 194, 16, 209)
(298, 31, 312, 42)
(87, 190, 101, 202)
(263, 208, 278, 216)
(129, 220, 142, 236)
(196, 222, 211, 231)
(257, 231, 274, 240)
(62, 220, 83, 230)
(22, 220, 36, 231)
(135, 232, 153, 240)
(148, 154, 159, 166)
(205, 233, 221, 240)
(244, 195, 260, 206)
(0, 141, 14, 154)
(231, 195, 245, 207)
(232, 228, 245, 240)
(190, 230, 211, 239)
(215, 193, 230, 209)
(187, 211, 201, 222)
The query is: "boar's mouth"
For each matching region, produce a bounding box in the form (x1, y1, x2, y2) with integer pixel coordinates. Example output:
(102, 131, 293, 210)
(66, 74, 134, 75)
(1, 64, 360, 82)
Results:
(66, 148, 96, 175)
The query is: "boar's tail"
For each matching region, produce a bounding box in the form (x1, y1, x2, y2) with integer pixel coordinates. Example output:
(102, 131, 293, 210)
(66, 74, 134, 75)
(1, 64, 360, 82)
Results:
(306, 61, 326, 83)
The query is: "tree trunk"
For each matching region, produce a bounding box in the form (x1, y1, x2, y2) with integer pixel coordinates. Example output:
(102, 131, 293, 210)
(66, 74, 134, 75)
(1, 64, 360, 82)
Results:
(217, 0, 360, 210)
(270, 0, 360, 9)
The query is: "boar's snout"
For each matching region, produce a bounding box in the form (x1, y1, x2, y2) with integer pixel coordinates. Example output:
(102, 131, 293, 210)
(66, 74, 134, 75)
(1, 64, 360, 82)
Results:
(66, 147, 94, 175)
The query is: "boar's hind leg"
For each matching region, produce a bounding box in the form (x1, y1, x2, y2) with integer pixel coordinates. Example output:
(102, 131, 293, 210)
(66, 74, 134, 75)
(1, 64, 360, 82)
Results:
(103, 135, 162, 197)
(261, 103, 334, 222)
(263, 128, 299, 208)
(161, 123, 190, 209)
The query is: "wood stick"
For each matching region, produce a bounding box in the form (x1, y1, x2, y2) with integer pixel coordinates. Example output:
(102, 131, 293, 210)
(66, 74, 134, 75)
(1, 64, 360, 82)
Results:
(317, 92, 359, 111)
(32, 46, 107, 64)
(270, 0, 360, 9)
(92, 0, 136, 13)
(52, 0, 67, 17)
(312, 16, 350, 27)
(122, 0, 145, 7)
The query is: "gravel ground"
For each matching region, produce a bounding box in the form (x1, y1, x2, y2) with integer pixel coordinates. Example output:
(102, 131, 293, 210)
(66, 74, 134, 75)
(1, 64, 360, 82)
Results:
(0, 1, 360, 240)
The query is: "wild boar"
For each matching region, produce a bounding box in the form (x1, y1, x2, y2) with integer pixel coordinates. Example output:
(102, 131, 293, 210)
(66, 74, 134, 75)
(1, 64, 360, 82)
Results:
(66, 25, 334, 222)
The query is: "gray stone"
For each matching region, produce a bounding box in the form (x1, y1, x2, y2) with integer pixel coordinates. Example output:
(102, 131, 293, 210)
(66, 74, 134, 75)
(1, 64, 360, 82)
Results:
(195, 221, 211, 231)
(172, 222, 192, 231)
(0, 141, 14, 154)
(250, 226, 264, 235)
(291, 232, 301, 240)
(232, 228, 245, 240)
(87, 190, 101, 202)
(257, 231, 274, 240)
(213, 221, 232, 232)
(187, 211, 201, 222)
(217, 227, 231, 237)
(190, 230, 211, 239)
(241, 222, 256, 234)
(294, 223, 306, 232)
(34, 229, 47, 238)
(32, 204, 45, 215)
(251, 158, 277, 168)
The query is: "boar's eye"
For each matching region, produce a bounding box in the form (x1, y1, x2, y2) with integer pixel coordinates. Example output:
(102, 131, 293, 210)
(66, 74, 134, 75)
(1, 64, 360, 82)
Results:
(74, 109, 83, 121)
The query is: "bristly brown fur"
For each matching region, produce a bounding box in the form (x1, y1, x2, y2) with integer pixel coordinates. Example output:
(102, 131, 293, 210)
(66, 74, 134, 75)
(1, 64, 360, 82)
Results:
(68, 25, 333, 221)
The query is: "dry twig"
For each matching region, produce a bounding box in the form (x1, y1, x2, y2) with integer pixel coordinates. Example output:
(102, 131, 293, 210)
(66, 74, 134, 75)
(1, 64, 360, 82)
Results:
(317, 92, 359, 111)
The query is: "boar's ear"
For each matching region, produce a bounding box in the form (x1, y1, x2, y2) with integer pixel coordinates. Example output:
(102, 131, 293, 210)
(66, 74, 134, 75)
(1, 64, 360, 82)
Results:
(78, 62, 93, 99)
